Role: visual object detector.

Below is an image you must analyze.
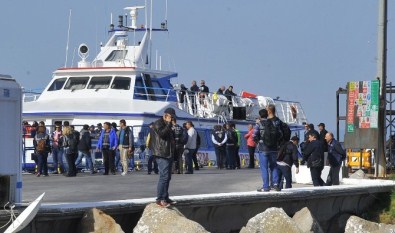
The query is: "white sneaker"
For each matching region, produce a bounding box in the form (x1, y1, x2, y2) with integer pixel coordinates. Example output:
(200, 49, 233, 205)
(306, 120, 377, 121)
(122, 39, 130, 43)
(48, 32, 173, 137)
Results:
(121, 172, 127, 176)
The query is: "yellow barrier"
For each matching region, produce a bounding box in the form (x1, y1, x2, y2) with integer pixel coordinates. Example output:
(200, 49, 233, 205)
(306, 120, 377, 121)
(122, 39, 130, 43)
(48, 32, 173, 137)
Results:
(347, 151, 372, 168)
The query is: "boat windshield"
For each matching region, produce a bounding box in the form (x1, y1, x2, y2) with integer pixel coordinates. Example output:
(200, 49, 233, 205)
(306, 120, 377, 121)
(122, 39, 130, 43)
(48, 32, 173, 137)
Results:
(64, 77, 89, 90)
(105, 50, 128, 61)
(47, 78, 67, 91)
(87, 76, 112, 89)
(111, 77, 131, 90)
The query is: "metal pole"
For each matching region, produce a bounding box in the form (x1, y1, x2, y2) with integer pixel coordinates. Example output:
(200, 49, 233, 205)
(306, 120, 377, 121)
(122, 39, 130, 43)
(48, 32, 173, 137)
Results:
(376, 0, 387, 177)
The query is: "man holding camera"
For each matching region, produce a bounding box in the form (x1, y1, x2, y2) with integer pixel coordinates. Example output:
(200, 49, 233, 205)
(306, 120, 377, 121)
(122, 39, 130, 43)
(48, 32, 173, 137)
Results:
(151, 107, 177, 207)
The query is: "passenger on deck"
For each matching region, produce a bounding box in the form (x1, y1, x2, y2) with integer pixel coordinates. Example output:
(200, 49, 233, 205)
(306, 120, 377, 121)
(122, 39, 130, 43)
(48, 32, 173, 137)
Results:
(179, 84, 188, 104)
(199, 80, 210, 104)
(225, 85, 237, 104)
(190, 80, 199, 114)
(217, 86, 225, 95)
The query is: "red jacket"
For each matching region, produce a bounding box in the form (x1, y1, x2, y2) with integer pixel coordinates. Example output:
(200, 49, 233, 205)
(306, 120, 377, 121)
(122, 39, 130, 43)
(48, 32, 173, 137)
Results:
(244, 129, 256, 147)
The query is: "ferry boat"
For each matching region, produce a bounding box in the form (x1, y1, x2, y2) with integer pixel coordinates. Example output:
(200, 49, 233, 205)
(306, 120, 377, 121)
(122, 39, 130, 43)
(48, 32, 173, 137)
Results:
(21, 4, 308, 171)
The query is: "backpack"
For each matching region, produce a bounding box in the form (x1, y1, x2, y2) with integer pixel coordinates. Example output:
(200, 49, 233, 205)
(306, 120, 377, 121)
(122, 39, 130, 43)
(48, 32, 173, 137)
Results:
(279, 121, 291, 145)
(64, 132, 78, 151)
(277, 141, 293, 161)
(196, 132, 201, 148)
(36, 137, 47, 153)
(258, 119, 280, 148)
(226, 129, 237, 144)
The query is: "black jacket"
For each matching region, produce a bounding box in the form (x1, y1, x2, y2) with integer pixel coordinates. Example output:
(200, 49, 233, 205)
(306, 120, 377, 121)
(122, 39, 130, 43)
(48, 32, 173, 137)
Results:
(78, 129, 92, 152)
(117, 126, 134, 148)
(150, 117, 175, 159)
(327, 139, 346, 167)
(302, 140, 324, 168)
(277, 141, 299, 168)
(319, 129, 328, 152)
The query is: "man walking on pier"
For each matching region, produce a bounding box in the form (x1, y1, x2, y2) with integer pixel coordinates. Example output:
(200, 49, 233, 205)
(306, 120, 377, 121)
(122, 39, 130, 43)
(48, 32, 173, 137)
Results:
(152, 107, 177, 207)
(325, 132, 346, 186)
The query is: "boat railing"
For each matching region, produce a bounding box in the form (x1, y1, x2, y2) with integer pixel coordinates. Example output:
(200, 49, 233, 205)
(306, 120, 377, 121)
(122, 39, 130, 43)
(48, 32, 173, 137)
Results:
(133, 86, 177, 101)
(23, 89, 43, 102)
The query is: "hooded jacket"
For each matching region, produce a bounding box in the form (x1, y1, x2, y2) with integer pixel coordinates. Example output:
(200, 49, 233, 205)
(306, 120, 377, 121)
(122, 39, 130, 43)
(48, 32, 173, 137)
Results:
(97, 129, 118, 150)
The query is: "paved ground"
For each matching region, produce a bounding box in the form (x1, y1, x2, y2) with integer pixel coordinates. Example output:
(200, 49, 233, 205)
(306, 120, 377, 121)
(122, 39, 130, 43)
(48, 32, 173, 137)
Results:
(21, 167, 310, 203)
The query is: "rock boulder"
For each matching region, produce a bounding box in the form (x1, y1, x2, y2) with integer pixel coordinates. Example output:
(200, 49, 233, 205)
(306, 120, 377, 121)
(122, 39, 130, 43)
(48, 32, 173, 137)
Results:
(133, 203, 209, 233)
(77, 208, 124, 233)
(292, 207, 323, 233)
(349, 169, 367, 179)
(345, 215, 395, 233)
(240, 207, 302, 233)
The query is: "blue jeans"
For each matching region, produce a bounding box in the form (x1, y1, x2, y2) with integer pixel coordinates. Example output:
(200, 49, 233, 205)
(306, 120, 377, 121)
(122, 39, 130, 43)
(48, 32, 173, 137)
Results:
(115, 149, 121, 171)
(156, 157, 173, 201)
(258, 151, 279, 190)
(185, 149, 195, 173)
(52, 147, 64, 173)
(75, 150, 94, 172)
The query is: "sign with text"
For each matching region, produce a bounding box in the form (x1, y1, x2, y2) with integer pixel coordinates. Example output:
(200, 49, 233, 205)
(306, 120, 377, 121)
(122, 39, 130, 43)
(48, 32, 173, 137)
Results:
(344, 80, 379, 149)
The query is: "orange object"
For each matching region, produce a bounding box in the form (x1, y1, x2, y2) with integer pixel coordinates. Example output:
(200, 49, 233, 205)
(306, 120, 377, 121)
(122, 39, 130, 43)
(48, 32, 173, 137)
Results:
(241, 91, 257, 98)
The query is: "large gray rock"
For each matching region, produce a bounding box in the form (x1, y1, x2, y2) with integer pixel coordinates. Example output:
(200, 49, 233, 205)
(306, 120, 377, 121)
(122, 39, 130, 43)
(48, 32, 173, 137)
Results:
(345, 215, 395, 233)
(349, 169, 367, 179)
(133, 203, 209, 233)
(292, 207, 324, 233)
(77, 208, 124, 233)
(240, 207, 302, 233)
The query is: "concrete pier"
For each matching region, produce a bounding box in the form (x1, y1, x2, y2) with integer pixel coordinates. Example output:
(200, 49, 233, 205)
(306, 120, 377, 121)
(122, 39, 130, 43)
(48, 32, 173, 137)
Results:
(0, 168, 393, 233)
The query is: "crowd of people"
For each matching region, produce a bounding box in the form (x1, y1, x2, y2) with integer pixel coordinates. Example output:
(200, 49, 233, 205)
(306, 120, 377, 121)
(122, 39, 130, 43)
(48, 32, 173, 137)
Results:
(23, 103, 347, 206)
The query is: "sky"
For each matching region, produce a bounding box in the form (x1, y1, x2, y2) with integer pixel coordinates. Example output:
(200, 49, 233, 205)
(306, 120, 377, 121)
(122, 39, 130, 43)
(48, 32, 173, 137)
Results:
(0, 0, 393, 140)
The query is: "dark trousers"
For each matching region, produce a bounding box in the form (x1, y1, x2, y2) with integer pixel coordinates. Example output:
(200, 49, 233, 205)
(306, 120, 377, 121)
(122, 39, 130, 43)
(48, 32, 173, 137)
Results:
(185, 149, 195, 173)
(148, 155, 158, 173)
(310, 166, 325, 186)
(66, 153, 77, 176)
(214, 146, 226, 168)
(37, 153, 48, 175)
(326, 165, 341, 186)
(174, 146, 184, 173)
(277, 165, 292, 189)
(192, 148, 199, 169)
(226, 145, 236, 169)
(248, 146, 256, 168)
(102, 149, 115, 174)
(235, 146, 241, 168)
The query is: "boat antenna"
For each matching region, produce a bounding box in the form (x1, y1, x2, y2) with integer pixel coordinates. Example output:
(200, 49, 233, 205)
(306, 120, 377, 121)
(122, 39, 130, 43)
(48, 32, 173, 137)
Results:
(165, 0, 168, 28)
(149, 0, 153, 68)
(64, 9, 72, 68)
(145, 0, 148, 29)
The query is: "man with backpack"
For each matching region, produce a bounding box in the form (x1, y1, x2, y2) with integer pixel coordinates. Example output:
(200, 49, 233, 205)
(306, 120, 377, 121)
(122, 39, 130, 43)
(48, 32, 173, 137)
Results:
(172, 118, 187, 174)
(277, 136, 300, 190)
(253, 108, 281, 192)
(225, 123, 238, 169)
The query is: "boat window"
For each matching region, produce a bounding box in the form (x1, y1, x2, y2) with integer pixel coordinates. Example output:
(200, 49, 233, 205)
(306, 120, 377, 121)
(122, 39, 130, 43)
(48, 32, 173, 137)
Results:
(134, 79, 146, 95)
(64, 77, 90, 90)
(111, 77, 131, 90)
(88, 76, 112, 89)
(47, 78, 67, 91)
(105, 50, 128, 61)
